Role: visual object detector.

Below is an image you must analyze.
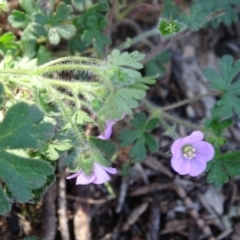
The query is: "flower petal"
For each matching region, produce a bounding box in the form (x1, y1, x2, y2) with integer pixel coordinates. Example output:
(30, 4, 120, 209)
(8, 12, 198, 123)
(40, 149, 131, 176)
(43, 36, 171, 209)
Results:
(171, 138, 183, 157)
(188, 157, 206, 176)
(66, 171, 81, 179)
(192, 141, 214, 162)
(101, 165, 117, 174)
(181, 131, 204, 145)
(98, 119, 118, 140)
(76, 172, 95, 185)
(92, 163, 110, 184)
(171, 155, 191, 175)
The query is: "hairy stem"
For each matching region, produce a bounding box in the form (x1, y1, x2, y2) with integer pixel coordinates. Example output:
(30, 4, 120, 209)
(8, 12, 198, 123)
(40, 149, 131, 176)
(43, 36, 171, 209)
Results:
(40, 56, 104, 68)
(162, 90, 221, 111)
(0, 64, 95, 77)
(118, 28, 158, 51)
(43, 81, 87, 148)
(161, 111, 204, 131)
(142, 98, 204, 132)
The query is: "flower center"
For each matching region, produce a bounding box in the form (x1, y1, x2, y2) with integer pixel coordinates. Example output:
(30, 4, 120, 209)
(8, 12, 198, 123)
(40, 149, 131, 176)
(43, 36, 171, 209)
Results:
(182, 144, 196, 160)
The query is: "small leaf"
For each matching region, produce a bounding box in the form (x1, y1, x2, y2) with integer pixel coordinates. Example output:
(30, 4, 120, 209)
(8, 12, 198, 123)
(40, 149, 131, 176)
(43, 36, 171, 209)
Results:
(48, 28, 60, 45)
(119, 112, 159, 161)
(207, 151, 240, 187)
(19, 0, 36, 13)
(204, 106, 233, 135)
(204, 55, 240, 119)
(145, 133, 158, 153)
(207, 159, 228, 187)
(8, 10, 28, 28)
(56, 24, 76, 40)
(98, 88, 145, 120)
(0, 32, 18, 55)
(181, 4, 206, 30)
(130, 135, 146, 160)
(130, 113, 147, 129)
(107, 50, 145, 69)
(145, 118, 159, 131)
(72, 0, 93, 11)
(119, 129, 142, 147)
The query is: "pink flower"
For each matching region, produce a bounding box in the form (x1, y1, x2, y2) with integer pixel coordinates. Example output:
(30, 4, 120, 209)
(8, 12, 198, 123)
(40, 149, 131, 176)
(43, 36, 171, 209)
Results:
(97, 119, 119, 140)
(67, 163, 117, 185)
(170, 131, 214, 177)
(98, 115, 125, 140)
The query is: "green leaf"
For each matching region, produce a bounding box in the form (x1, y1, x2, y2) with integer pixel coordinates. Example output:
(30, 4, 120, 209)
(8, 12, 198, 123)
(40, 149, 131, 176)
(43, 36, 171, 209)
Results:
(204, 106, 233, 135)
(0, 102, 55, 214)
(0, 151, 53, 201)
(161, 0, 180, 20)
(132, 76, 157, 90)
(0, 32, 18, 56)
(181, 4, 206, 30)
(55, 24, 76, 40)
(8, 10, 28, 28)
(119, 129, 142, 147)
(204, 55, 240, 118)
(46, 140, 73, 161)
(96, 50, 156, 122)
(101, 50, 145, 87)
(68, 30, 87, 54)
(207, 151, 240, 187)
(119, 113, 159, 161)
(145, 118, 159, 131)
(145, 133, 158, 153)
(34, 2, 76, 45)
(130, 135, 146, 160)
(208, 3, 238, 28)
(62, 110, 93, 131)
(98, 88, 145, 120)
(94, 33, 111, 53)
(72, 0, 93, 11)
(19, 0, 36, 13)
(107, 50, 145, 70)
(0, 102, 54, 149)
(48, 28, 60, 45)
(207, 160, 228, 187)
(36, 45, 52, 65)
(130, 113, 146, 129)
(81, 29, 98, 46)
(76, 1, 109, 53)
(54, 2, 75, 22)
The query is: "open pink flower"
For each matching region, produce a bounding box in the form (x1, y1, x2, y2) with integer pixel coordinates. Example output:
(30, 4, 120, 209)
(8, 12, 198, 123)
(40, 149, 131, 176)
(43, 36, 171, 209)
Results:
(170, 131, 214, 177)
(67, 163, 117, 185)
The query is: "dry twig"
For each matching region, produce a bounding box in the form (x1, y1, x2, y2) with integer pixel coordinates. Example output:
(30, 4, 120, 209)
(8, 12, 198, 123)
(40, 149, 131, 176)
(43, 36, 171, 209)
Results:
(58, 157, 70, 240)
(40, 182, 57, 240)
